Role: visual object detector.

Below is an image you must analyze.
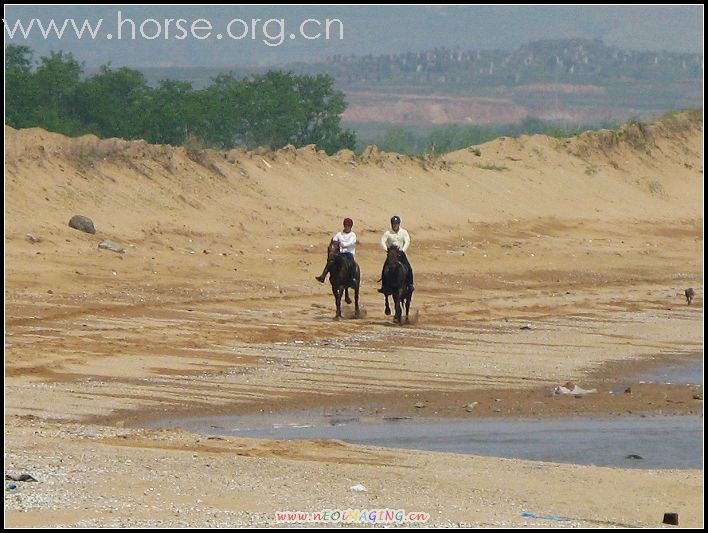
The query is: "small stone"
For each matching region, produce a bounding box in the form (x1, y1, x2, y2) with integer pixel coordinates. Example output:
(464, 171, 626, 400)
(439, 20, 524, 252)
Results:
(98, 240, 125, 254)
(5, 473, 38, 482)
(663, 512, 679, 526)
(68, 215, 96, 234)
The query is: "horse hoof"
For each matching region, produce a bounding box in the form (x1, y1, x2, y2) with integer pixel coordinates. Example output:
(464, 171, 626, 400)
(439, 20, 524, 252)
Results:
(345, 297, 352, 304)
(333, 316, 341, 321)
(385, 309, 391, 316)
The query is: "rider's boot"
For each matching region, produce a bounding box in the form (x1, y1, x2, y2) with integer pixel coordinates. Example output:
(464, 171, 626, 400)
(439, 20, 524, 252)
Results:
(378, 267, 386, 293)
(315, 267, 327, 283)
(316, 260, 333, 283)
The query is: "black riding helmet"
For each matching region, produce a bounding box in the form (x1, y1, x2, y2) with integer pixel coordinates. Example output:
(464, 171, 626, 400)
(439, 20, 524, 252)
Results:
(391, 216, 401, 224)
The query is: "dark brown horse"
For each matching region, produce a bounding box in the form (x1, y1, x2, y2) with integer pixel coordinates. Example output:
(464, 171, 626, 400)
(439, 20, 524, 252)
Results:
(381, 246, 412, 324)
(325, 240, 360, 320)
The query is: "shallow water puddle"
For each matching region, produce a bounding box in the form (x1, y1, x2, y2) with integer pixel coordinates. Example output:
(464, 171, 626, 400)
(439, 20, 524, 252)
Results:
(630, 358, 703, 386)
(145, 412, 702, 470)
(143, 358, 703, 470)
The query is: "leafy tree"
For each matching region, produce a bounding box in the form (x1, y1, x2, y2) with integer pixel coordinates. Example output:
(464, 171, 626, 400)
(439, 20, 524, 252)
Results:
(5, 44, 33, 72)
(6, 47, 357, 154)
(34, 51, 82, 107)
(143, 79, 198, 145)
(5, 45, 37, 128)
(195, 73, 253, 148)
(195, 70, 356, 153)
(33, 51, 84, 135)
(246, 71, 355, 153)
(69, 65, 150, 139)
(287, 73, 356, 154)
(244, 71, 304, 149)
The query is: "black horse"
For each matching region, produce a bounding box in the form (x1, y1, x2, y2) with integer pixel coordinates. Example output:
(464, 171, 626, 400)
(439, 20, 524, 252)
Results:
(381, 246, 413, 324)
(325, 240, 361, 320)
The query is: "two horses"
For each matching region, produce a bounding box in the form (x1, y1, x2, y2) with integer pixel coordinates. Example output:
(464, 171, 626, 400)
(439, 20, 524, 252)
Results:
(321, 241, 411, 324)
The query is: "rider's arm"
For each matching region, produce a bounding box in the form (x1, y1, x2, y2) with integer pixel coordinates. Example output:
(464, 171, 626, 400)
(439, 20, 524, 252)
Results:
(381, 232, 389, 251)
(401, 229, 411, 253)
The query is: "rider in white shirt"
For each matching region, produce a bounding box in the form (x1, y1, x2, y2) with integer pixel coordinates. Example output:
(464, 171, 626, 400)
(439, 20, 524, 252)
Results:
(378, 215, 414, 292)
(315, 218, 356, 283)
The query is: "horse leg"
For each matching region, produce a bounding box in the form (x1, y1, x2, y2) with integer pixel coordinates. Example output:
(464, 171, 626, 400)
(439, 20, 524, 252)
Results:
(345, 287, 352, 305)
(353, 284, 360, 318)
(405, 292, 412, 323)
(384, 294, 391, 316)
(393, 292, 402, 324)
(333, 286, 342, 320)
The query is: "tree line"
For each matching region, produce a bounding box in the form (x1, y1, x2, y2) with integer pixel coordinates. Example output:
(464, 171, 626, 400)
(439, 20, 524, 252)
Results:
(291, 38, 703, 88)
(5, 45, 356, 154)
(361, 117, 613, 156)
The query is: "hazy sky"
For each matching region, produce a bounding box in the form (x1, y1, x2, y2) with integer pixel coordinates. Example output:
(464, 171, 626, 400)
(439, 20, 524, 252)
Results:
(4, 5, 704, 67)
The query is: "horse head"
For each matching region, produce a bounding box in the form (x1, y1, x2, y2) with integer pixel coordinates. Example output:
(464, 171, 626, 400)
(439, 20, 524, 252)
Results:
(383, 245, 407, 286)
(385, 245, 401, 266)
(327, 239, 340, 259)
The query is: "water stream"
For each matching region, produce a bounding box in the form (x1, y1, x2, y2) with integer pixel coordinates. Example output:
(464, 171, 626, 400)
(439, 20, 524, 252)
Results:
(143, 357, 703, 469)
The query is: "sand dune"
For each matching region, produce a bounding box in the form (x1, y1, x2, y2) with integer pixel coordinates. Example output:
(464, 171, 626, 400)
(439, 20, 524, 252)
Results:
(5, 111, 701, 239)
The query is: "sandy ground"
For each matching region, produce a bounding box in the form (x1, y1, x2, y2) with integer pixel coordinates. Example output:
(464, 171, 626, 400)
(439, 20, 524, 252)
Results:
(4, 113, 704, 527)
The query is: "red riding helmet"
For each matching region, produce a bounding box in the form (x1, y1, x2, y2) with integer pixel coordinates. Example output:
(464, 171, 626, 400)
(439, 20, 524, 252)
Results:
(343, 218, 353, 227)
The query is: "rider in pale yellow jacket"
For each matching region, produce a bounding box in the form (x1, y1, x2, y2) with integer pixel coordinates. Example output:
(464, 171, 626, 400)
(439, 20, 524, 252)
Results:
(378, 215, 414, 292)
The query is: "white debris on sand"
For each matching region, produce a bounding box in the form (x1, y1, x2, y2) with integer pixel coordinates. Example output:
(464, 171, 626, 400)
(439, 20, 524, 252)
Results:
(552, 382, 598, 396)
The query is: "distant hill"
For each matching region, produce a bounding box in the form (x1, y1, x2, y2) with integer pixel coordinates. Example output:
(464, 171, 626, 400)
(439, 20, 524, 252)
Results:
(135, 39, 702, 127)
(137, 39, 702, 91)
(287, 38, 702, 89)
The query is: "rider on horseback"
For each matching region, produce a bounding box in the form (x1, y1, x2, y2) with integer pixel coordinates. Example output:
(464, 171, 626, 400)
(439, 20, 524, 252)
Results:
(378, 215, 414, 293)
(315, 218, 357, 283)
